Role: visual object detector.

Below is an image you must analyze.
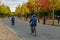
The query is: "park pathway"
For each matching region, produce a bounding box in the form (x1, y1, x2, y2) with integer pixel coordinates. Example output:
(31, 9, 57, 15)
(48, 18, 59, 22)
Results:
(1, 17, 60, 40)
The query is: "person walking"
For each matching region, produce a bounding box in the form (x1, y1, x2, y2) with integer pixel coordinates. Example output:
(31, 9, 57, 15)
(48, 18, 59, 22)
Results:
(57, 16, 60, 24)
(43, 17, 46, 24)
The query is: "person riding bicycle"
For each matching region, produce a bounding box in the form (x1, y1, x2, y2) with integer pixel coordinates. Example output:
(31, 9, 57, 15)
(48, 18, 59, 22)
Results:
(29, 14, 37, 36)
(11, 16, 15, 26)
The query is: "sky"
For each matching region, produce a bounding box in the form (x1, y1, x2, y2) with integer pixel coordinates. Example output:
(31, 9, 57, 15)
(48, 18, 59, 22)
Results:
(0, 0, 28, 12)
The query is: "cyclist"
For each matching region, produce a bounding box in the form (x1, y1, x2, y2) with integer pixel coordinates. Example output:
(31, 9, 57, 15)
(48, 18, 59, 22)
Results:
(29, 14, 37, 36)
(11, 16, 15, 26)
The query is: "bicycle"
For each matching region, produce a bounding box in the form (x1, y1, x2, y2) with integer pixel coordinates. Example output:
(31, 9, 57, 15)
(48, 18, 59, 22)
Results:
(11, 16, 15, 26)
(11, 21, 15, 26)
(30, 25, 37, 36)
(29, 14, 37, 36)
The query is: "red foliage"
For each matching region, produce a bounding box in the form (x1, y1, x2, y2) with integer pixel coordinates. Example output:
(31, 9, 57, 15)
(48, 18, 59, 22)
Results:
(27, 2, 34, 9)
(38, 0, 51, 9)
(27, 2, 35, 11)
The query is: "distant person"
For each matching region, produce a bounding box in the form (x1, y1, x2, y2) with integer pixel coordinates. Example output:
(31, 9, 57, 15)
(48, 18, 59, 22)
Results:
(57, 16, 60, 24)
(38, 17, 40, 23)
(43, 17, 46, 24)
(29, 14, 37, 36)
(11, 16, 15, 26)
(25, 15, 28, 21)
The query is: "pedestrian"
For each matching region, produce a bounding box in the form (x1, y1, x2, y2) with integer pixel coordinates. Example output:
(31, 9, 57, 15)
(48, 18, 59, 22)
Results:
(57, 16, 60, 24)
(43, 17, 46, 24)
(38, 17, 40, 23)
(29, 14, 37, 36)
(25, 15, 28, 21)
(11, 16, 15, 26)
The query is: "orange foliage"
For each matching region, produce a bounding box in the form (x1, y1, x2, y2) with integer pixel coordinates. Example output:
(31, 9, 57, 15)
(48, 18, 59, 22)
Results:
(38, 0, 51, 9)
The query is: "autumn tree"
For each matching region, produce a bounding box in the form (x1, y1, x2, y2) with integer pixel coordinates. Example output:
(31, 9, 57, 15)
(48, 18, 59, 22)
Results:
(0, 4, 11, 17)
(15, 6, 21, 16)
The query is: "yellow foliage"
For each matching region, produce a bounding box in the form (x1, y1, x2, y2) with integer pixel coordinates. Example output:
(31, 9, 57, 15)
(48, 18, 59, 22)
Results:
(49, 0, 60, 6)
(0, 4, 11, 15)
(15, 7, 21, 15)
(20, 5, 30, 15)
(55, 0, 60, 6)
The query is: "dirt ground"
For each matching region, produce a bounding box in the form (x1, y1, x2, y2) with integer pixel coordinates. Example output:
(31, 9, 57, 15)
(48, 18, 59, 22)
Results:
(0, 24, 21, 40)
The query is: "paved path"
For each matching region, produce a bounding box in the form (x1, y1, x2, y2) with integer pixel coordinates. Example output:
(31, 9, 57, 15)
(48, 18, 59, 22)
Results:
(0, 18, 21, 40)
(1, 17, 60, 40)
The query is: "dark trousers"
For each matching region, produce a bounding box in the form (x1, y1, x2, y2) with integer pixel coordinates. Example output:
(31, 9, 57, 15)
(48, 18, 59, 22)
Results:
(58, 20, 59, 24)
(11, 21, 15, 25)
(31, 25, 36, 33)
